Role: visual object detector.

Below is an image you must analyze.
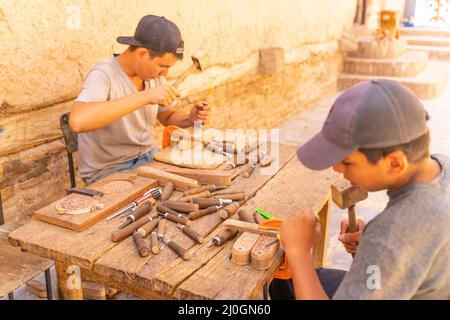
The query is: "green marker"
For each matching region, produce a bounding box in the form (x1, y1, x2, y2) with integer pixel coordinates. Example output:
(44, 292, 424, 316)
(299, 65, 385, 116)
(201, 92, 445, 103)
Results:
(255, 208, 274, 220)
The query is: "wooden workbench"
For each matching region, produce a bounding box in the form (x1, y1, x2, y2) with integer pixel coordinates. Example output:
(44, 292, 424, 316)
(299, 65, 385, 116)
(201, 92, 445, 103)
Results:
(8, 143, 337, 300)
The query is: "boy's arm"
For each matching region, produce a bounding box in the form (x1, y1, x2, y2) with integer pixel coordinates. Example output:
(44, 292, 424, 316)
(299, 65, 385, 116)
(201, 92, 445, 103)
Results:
(69, 68, 171, 133)
(157, 102, 210, 128)
(288, 249, 329, 300)
(70, 88, 167, 133)
(280, 208, 329, 300)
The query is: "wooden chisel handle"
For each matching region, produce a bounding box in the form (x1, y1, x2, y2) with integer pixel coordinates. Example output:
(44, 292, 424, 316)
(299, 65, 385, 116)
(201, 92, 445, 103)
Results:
(177, 224, 205, 244)
(136, 218, 161, 237)
(159, 212, 193, 227)
(133, 233, 150, 257)
(218, 202, 241, 219)
(167, 240, 191, 260)
(178, 190, 211, 202)
(183, 185, 208, 196)
(150, 231, 160, 254)
(130, 201, 153, 221)
(238, 208, 256, 223)
(157, 204, 183, 216)
(192, 198, 231, 209)
(157, 219, 166, 240)
(161, 201, 199, 213)
(213, 190, 244, 196)
(212, 229, 239, 246)
(112, 215, 153, 242)
(187, 206, 220, 220)
(240, 163, 255, 178)
(214, 192, 245, 201)
(161, 182, 175, 201)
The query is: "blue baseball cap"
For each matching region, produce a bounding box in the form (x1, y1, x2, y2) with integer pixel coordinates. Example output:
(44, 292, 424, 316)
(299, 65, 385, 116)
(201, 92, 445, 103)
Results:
(117, 15, 184, 58)
(297, 79, 428, 170)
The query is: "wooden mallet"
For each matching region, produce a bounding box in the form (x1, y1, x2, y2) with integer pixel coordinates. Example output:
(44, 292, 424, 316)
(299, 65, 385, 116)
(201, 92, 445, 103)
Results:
(331, 178, 368, 255)
(172, 50, 211, 88)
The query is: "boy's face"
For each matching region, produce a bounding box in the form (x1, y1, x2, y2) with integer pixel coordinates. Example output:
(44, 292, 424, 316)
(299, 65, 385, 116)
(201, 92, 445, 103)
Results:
(134, 49, 178, 80)
(332, 151, 400, 192)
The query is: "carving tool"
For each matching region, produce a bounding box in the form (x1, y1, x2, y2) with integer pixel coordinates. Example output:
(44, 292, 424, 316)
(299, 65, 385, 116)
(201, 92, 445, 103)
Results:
(191, 198, 232, 209)
(133, 233, 150, 257)
(68, 187, 103, 199)
(160, 237, 191, 260)
(187, 205, 221, 220)
(183, 184, 227, 197)
(206, 228, 239, 248)
(158, 211, 192, 227)
(107, 187, 161, 221)
(176, 224, 205, 244)
(157, 219, 166, 248)
(118, 200, 153, 229)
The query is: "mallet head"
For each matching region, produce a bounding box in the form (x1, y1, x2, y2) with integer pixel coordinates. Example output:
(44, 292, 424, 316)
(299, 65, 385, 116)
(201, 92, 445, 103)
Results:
(331, 178, 368, 209)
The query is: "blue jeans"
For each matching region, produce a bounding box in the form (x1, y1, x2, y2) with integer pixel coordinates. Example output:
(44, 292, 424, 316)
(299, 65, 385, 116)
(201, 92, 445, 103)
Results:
(87, 147, 159, 185)
(269, 268, 347, 299)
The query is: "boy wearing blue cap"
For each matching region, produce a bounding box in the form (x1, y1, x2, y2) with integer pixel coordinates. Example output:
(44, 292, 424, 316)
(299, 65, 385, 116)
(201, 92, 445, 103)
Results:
(270, 79, 450, 299)
(70, 15, 209, 184)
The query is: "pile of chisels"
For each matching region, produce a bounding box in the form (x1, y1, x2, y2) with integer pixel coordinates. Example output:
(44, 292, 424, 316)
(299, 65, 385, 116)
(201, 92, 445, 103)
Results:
(108, 180, 249, 261)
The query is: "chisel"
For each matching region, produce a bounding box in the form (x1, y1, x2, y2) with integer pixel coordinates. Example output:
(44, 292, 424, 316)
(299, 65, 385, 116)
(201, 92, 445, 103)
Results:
(107, 187, 161, 221)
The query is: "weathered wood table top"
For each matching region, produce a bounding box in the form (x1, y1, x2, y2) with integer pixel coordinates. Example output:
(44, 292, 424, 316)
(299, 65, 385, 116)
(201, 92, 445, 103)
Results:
(8, 143, 338, 300)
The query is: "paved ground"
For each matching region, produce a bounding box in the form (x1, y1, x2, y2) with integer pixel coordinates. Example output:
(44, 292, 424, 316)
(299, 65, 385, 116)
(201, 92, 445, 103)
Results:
(3, 62, 450, 300)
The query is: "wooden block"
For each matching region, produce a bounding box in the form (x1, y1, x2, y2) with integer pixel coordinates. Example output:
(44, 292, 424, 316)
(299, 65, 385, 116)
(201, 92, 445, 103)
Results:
(26, 279, 47, 298)
(231, 232, 260, 266)
(259, 47, 285, 74)
(331, 179, 368, 209)
(162, 167, 233, 186)
(34, 173, 158, 232)
(81, 281, 106, 300)
(137, 166, 198, 191)
(251, 235, 279, 270)
(153, 147, 225, 170)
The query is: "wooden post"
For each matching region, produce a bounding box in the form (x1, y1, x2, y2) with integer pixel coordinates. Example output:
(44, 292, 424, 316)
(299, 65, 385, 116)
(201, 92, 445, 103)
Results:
(312, 195, 330, 268)
(55, 260, 83, 300)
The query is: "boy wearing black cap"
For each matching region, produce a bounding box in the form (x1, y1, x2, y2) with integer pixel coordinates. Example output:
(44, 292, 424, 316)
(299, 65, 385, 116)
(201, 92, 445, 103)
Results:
(69, 15, 209, 184)
(270, 79, 450, 299)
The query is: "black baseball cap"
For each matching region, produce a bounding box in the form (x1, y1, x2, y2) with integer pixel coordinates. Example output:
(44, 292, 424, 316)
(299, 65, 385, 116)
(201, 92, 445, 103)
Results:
(297, 79, 428, 170)
(117, 15, 184, 58)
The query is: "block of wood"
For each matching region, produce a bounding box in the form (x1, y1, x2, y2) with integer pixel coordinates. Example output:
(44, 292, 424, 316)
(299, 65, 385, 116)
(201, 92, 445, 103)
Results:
(153, 145, 226, 169)
(231, 232, 260, 266)
(82, 281, 106, 300)
(137, 166, 198, 191)
(34, 173, 158, 231)
(250, 235, 279, 270)
(26, 279, 47, 298)
(161, 167, 233, 186)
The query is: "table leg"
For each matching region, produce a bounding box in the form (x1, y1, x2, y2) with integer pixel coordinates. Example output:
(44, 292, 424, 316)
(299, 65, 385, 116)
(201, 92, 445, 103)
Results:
(55, 260, 83, 300)
(312, 196, 330, 267)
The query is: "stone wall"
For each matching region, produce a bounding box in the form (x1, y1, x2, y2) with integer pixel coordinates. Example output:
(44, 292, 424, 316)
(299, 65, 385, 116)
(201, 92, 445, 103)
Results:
(0, 0, 356, 223)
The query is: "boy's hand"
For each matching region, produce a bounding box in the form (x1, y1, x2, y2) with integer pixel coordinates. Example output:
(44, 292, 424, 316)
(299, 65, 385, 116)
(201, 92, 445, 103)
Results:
(149, 84, 180, 106)
(189, 101, 210, 124)
(338, 218, 365, 254)
(279, 207, 321, 254)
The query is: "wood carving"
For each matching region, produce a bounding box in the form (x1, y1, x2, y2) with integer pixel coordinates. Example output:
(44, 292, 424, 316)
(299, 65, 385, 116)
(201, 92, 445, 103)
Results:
(55, 194, 104, 215)
(251, 235, 279, 270)
(231, 232, 260, 266)
(101, 180, 135, 194)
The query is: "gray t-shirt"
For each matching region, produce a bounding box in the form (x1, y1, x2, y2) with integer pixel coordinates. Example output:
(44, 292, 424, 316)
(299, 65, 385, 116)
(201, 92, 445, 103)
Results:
(333, 154, 450, 300)
(75, 55, 168, 182)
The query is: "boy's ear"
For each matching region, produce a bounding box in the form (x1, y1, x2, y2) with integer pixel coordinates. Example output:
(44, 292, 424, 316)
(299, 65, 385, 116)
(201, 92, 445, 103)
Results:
(384, 150, 408, 175)
(136, 47, 150, 60)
